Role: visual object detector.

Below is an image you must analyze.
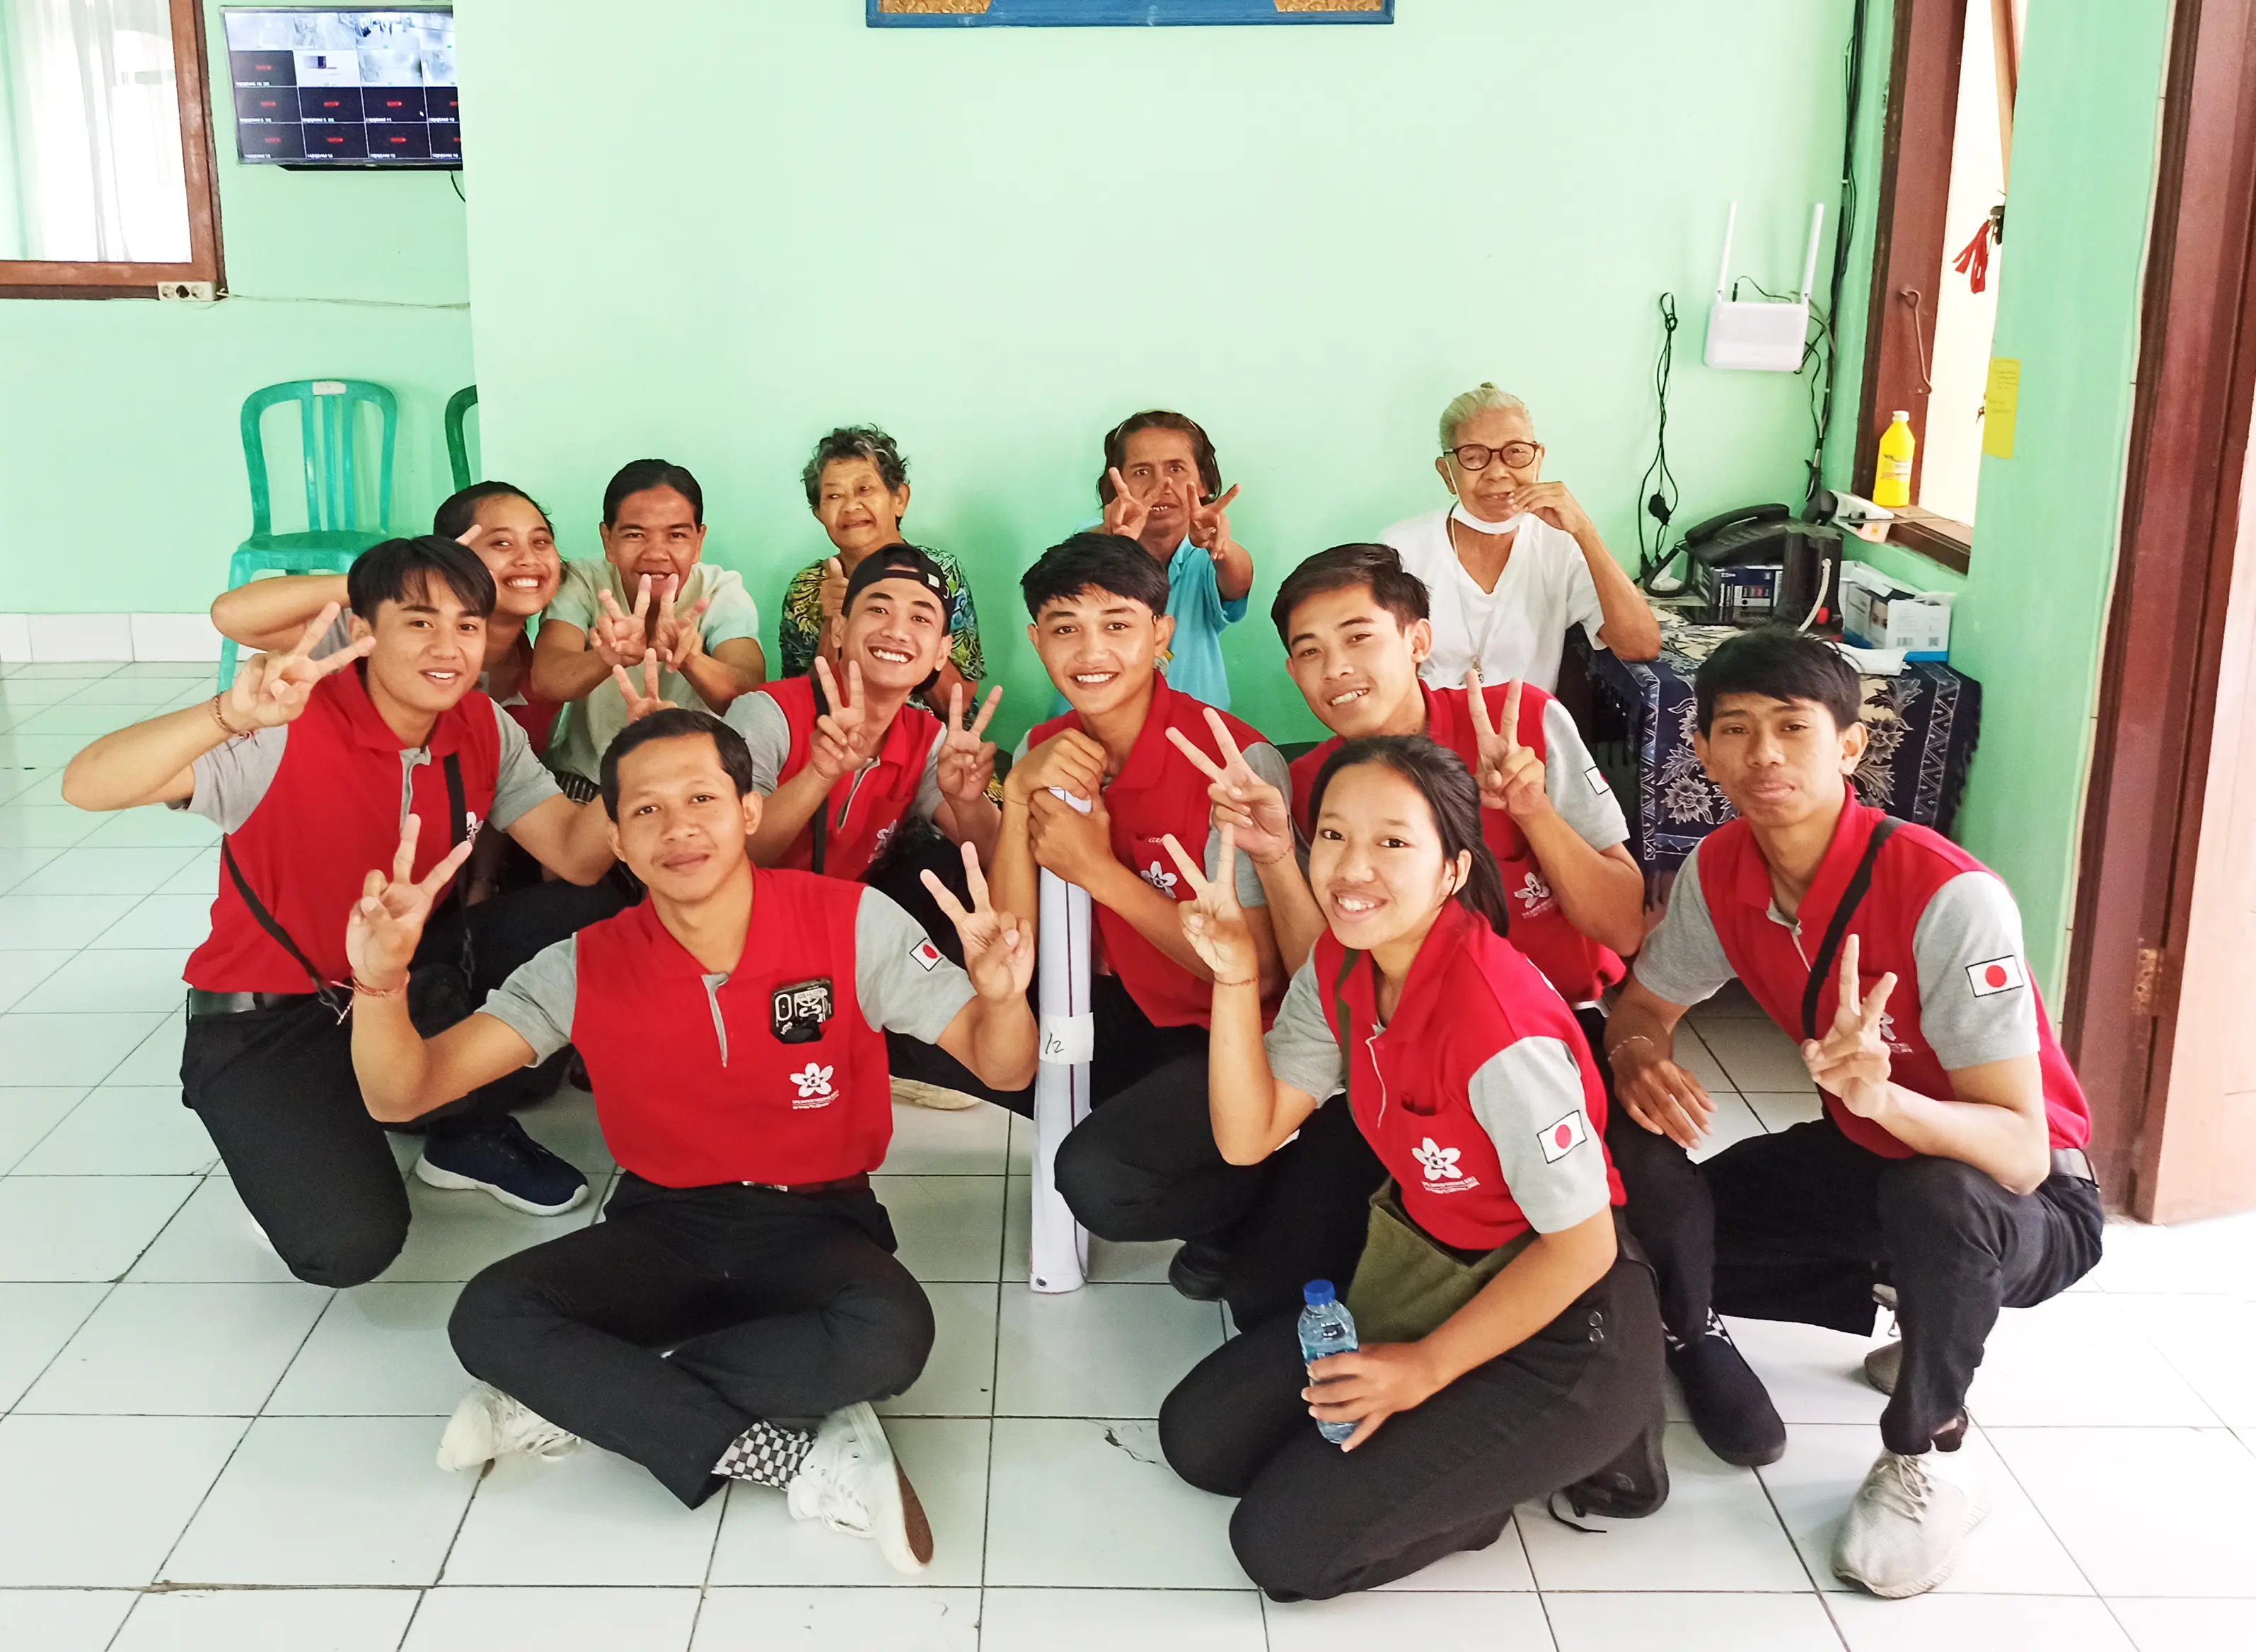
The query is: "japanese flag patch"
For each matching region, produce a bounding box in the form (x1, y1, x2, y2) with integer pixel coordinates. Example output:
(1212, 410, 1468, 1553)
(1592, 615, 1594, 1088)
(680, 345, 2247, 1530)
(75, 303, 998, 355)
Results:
(909, 937, 944, 972)
(1965, 955, 2027, 998)
(1584, 764, 1613, 797)
(1539, 1107, 1590, 1163)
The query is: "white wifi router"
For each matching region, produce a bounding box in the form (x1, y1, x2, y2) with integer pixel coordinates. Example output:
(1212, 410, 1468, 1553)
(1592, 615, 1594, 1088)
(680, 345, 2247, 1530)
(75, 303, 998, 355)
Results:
(1704, 201, 1824, 373)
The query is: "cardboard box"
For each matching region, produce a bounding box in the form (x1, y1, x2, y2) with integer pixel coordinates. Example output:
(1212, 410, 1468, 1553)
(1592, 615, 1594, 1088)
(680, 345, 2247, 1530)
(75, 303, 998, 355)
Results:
(1839, 563, 1954, 659)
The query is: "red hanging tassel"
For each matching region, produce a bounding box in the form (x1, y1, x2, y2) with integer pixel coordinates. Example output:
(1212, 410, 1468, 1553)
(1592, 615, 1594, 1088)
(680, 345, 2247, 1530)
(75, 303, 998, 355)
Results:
(1953, 216, 1993, 294)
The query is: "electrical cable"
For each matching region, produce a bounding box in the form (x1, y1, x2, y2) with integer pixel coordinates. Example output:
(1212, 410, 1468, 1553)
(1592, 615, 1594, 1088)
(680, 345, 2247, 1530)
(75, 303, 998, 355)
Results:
(1810, 0, 1869, 500)
(1636, 293, 1687, 595)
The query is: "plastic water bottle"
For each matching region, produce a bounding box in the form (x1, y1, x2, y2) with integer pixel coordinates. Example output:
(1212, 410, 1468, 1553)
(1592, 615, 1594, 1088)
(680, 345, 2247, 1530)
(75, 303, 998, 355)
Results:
(1298, 1280, 1359, 1445)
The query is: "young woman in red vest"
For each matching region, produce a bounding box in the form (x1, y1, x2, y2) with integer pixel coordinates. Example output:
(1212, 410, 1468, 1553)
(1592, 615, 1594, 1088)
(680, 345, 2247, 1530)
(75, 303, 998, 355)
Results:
(345, 709, 1037, 1571)
(61, 537, 631, 1287)
(1156, 736, 1666, 1601)
(1607, 628, 2101, 1598)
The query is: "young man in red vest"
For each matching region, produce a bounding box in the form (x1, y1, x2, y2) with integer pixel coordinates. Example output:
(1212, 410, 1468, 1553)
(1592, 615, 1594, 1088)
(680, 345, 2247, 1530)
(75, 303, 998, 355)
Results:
(61, 536, 630, 1288)
(344, 708, 1037, 1571)
(1606, 628, 2101, 1598)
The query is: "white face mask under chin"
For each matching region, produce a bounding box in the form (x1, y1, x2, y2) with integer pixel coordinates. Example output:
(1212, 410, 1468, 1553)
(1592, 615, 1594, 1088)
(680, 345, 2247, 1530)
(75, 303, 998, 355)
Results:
(1450, 500, 1522, 535)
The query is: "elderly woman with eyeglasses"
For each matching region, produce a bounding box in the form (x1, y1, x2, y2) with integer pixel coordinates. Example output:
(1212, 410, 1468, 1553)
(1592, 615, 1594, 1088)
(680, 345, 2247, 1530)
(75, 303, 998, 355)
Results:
(1379, 383, 1659, 693)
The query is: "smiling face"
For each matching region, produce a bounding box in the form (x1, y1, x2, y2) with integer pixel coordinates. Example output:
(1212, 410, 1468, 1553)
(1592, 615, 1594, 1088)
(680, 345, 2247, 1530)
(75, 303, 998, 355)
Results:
(1284, 584, 1433, 741)
(838, 577, 949, 695)
(1694, 693, 1868, 830)
(1115, 427, 1204, 555)
(606, 732, 763, 905)
(814, 457, 910, 563)
(468, 493, 560, 621)
(351, 572, 487, 720)
(600, 485, 707, 587)
(1434, 403, 1542, 524)
(1307, 761, 1469, 956)
(1029, 586, 1174, 722)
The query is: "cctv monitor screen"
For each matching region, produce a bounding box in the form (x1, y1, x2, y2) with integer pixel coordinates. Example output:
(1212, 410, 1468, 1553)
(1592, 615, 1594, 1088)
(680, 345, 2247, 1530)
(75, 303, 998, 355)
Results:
(222, 8, 458, 168)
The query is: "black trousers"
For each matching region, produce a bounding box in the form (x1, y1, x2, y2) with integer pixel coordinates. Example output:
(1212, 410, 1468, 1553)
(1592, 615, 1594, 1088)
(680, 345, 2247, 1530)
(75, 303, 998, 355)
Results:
(449, 1174, 935, 1508)
(1053, 980, 1385, 1330)
(180, 877, 632, 1289)
(1160, 1242, 1665, 1601)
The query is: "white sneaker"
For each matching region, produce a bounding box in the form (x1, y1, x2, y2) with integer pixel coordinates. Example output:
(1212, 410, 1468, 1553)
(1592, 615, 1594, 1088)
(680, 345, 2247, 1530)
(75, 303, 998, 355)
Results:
(785, 1400, 934, 1573)
(436, 1383, 582, 1473)
(891, 1078, 983, 1111)
(1864, 1339, 1902, 1394)
(1833, 1447, 1989, 1597)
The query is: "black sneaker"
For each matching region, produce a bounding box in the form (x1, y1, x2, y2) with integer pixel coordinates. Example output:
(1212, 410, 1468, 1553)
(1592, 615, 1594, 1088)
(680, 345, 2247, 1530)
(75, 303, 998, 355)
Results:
(1562, 1415, 1671, 1519)
(1668, 1315, 1787, 1467)
(1167, 1239, 1230, 1302)
(415, 1116, 590, 1216)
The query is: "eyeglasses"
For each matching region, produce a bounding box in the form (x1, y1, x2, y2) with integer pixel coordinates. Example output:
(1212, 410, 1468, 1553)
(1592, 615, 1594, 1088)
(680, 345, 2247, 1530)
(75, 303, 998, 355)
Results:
(1447, 441, 1541, 471)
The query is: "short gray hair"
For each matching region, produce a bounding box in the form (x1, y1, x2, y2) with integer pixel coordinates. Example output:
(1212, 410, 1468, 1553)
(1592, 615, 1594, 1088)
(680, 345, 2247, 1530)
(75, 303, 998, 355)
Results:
(1438, 383, 1531, 452)
(802, 425, 908, 511)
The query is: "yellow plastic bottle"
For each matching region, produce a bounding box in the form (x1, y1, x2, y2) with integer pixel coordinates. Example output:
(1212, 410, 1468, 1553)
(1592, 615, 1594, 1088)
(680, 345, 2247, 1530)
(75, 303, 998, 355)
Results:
(1873, 410, 1915, 509)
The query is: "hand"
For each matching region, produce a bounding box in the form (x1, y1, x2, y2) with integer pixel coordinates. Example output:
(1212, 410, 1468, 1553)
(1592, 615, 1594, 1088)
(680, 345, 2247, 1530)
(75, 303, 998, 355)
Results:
(345, 813, 477, 992)
(809, 656, 877, 780)
(611, 650, 672, 723)
(649, 575, 712, 671)
(1160, 827, 1261, 986)
(223, 603, 372, 732)
(1465, 671, 1549, 821)
(1027, 787, 1116, 890)
(592, 576, 653, 670)
(1187, 480, 1241, 565)
(451, 523, 485, 552)
(1305, 1342, 1445, 1451)
(937, 683, 1002, 805)
(1101, 467, 1152, 543)
(1803, 934, 1898, 1119)
(1004, 728, 1107, 807)
(1167, 707, 1292, 865)
(1610, 1035, 1715, 1150)
(1498, 479, 1592, 538)
(921, 841, 1034, 1003)
(817, 556, 848, 625)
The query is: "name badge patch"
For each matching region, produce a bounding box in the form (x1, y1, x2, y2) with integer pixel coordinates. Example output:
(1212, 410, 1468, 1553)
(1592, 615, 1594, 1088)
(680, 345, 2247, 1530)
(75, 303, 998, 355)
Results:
(771, 978, 835, 1044)
(1965, 955, 2027, 998)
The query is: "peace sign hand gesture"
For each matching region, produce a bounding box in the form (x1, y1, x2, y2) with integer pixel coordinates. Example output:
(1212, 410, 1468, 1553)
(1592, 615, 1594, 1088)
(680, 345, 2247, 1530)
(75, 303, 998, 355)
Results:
(1101, 468, 1152, 543)
(921, 841, 1035, 1003)
(937, 683, 1002, 804)
(1162, 827, 1260, 988)
(1464, 671, 1549, 821)
(345, 813, 478, 993)
(1166, 706, 1293, 866)
(225, 603, 373, 732)
(1187, 481, 1242, 563)
(592, 576, 653, 671)
(611, 650, 673, 724)
(810, 656, 877, 780)
(649, 575, 712, 671)
(1801, 934, 1899, 1119)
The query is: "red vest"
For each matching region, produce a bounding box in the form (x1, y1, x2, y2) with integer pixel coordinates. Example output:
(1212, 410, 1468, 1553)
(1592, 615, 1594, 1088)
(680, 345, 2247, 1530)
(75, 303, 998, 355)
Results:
(185, 669, 499, 993)
(569, 870, 891, 1187)
(1290, 681, 1625, 1005)
(757, 674, 939, 880)
(1028, 676, 1271, 1029)
(1317, 902, 1623, 1251)
(1694, 790, 2091, 1158)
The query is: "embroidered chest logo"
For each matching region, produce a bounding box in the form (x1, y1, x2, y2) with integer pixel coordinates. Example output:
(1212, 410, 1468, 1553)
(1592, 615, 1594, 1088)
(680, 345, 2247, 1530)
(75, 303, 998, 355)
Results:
(871, 821, 898, 860)
(1513, 870, 1555, 915)
(1413, 1136, 1479, 1192)
(463, 809, 482, 840)
(1876, 1011, 1911, 1054)
(1140, 860, 1179, 895)
(789, 1063, 835, 1108)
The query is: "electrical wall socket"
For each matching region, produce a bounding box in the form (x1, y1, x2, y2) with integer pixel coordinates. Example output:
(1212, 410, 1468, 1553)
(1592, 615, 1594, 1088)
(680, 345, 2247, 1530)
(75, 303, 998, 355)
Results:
(156, 281, 216, 302)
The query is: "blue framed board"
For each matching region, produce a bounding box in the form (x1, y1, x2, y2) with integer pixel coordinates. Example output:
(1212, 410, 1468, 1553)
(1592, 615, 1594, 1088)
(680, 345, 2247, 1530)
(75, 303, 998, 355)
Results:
(869, 1, 1392, 27)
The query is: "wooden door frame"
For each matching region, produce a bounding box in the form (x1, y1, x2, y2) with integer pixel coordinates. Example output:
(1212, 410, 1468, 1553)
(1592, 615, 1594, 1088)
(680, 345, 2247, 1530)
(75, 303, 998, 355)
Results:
(2064, 0, 2256, 1212)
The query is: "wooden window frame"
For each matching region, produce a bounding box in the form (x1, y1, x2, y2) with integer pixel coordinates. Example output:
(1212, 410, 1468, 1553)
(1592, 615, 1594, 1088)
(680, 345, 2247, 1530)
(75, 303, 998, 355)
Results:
(0, 0, 225, 299)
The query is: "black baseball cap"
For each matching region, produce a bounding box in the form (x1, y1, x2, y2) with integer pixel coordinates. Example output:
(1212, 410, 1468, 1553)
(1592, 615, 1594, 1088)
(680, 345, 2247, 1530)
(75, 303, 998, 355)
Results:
(843, 543, 951, 624)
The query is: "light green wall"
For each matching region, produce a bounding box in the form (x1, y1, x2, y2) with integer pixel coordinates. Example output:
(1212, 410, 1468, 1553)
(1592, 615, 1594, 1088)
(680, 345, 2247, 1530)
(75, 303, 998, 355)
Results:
(459, 0, 1868, 749)
(0, 1, 473, 616)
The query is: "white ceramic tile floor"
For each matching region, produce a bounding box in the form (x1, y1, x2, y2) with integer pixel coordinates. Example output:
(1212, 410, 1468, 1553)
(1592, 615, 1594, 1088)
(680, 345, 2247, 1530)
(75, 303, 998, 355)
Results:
(4, 664, 2256, 1647)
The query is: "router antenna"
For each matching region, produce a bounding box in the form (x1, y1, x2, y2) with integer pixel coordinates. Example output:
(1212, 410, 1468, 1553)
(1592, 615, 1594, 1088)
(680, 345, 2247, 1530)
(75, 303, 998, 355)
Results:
(1800, 202, 1824, 303)
(1715, 202, 1737, 301)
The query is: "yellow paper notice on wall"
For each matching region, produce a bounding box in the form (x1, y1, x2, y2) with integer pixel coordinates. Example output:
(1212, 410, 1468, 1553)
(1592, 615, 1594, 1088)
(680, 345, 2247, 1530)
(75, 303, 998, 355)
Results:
(1983, 357, 2020, 459)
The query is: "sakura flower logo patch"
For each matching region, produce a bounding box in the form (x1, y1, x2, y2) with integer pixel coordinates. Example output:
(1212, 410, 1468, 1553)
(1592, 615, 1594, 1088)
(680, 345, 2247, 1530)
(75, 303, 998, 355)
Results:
(1412, 1136, 1477, 1192)
(1512, 870, 1555, 916)
(1139, 860, 1179, 895)
(789, 1063, 835, 1108)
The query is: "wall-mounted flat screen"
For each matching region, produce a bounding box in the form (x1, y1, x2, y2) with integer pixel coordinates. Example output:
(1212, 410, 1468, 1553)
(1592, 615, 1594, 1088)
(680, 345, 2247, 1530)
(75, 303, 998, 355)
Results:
(222, 7, 458, 168)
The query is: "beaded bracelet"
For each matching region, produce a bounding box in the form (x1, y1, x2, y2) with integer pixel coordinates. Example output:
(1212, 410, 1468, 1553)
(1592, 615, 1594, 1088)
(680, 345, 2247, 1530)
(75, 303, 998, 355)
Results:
(208, 694, 249, 739)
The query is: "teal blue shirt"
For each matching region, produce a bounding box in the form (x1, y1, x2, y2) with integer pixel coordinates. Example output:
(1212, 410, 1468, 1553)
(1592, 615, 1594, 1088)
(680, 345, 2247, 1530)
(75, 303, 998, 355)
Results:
(1048, 536, 1248, 714)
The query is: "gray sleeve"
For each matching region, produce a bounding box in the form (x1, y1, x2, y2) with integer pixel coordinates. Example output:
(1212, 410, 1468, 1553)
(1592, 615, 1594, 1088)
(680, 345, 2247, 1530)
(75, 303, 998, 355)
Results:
(1911, 871, 2042, 1070)
(723, 692, 794, 796)
(1468, 1037, 1613, 1232)
(179, 724, 289, 832)
(489, 702, 563, 831)
(913, 726, 945, 822)
(855, 887, 978, 1043)
(1629, 851, 1736, 1007)
(478, 936, 579, 1066)
(1208, 740, 1290, 908)
(1262, 958, 1346, 1100)
(1541, 700, 1629, 850)
(1010, 729, 1030, 763)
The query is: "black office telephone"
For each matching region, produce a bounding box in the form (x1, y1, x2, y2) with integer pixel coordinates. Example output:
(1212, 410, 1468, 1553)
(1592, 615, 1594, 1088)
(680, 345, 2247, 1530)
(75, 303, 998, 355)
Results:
(1651, 502, 1842, 629)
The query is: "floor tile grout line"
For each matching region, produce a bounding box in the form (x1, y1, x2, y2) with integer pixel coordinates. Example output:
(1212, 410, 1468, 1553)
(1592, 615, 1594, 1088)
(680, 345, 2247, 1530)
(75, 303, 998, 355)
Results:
(0, 1269, 120, 1427)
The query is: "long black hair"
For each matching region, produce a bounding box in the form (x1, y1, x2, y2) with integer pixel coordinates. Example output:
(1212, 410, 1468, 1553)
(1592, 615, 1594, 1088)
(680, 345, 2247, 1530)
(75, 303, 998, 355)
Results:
(1305, 734, 1512, 940)
(433, 480, 553, 541)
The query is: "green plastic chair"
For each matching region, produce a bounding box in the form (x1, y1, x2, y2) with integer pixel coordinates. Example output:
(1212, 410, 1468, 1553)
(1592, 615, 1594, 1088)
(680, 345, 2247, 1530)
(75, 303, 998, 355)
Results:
(445, 383, 479, 491)
(219, 379, 397, 686)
